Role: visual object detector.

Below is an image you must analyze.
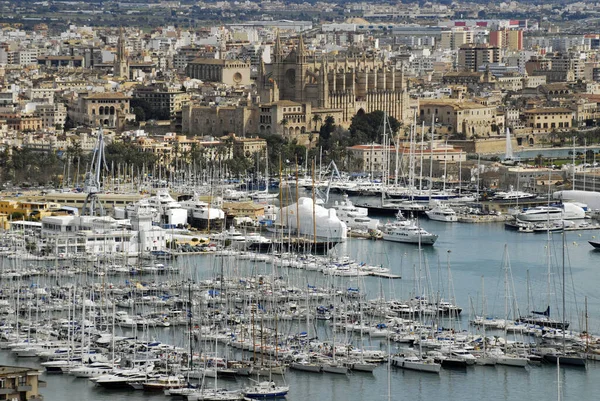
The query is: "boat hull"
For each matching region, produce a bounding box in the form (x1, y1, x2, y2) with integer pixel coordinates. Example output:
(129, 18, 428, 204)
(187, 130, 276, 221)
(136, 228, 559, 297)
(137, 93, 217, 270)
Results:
(290, 363, 322, 373)
(321, 364, 349, 374)
(495, 356, 528, 367)
(96, 379, 136, 390)
(543, 354, 586, 367)
(382, 233, 437, 245)
(391, 358, 441, 373)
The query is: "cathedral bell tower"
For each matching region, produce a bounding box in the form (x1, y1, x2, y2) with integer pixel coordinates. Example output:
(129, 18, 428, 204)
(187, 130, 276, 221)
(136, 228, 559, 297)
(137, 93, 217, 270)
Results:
(114, 27, 129, 80)
(295, 34, 307, 103)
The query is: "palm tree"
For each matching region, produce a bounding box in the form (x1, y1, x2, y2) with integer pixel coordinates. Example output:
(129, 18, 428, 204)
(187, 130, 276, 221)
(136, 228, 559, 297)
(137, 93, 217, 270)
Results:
(312, 114, 322, 132)
(534, 153, 544, 166)
(280, 118, 289, 136)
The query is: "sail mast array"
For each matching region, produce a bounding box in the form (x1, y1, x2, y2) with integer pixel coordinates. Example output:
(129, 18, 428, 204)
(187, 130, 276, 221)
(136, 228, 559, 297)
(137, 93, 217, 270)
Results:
(82, 126, 108, 216)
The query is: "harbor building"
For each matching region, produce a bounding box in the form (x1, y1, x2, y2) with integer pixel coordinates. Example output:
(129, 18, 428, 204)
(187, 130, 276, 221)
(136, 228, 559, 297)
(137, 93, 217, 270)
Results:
(0, 200, 61, 220)
(0, 365, 44, 401)
(40, 214, 168, 256)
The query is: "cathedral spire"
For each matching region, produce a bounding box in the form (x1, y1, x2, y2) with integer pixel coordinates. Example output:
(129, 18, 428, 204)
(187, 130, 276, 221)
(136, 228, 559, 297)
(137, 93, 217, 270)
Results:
(297, 34, 306, 64)
(274, 29, 283, 62)
(298, 34, 305, 56)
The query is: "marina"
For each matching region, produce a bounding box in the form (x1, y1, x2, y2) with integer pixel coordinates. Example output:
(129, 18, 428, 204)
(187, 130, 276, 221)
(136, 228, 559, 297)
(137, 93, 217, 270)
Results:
(0, 196, 600, 400)
(1, 118, 600, 401)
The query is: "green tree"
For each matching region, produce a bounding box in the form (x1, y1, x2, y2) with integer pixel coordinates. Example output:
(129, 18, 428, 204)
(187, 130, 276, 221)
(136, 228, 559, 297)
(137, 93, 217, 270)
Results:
(280, 118, 289, 134)
(534, 153, 544, 166)
(311, 114, 322, 132)
(318, 115, 336, 149)
(348, 111, 400, 145)
(133, 106, 146, 122)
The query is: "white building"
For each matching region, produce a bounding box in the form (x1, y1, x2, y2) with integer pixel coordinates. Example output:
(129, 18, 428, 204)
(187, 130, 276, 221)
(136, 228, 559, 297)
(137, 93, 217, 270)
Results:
(40, 214, 168, 256)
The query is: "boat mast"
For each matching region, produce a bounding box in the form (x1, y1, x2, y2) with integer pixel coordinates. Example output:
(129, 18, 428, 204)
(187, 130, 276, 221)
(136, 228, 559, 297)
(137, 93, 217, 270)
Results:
(419, 121, 425, 192)
(503, 244, 509, 355)
(476, 154, 481, 202)
(561, 220, 566, 355)
(312, 159, 317, 249)
(296, 156, 300, 243)
(394, 120, 399, 187)
(188, 280, 193, 370)
(429, 113, 435, 202)
(585, 296, 589, 355)
(459, 150, 462, 197)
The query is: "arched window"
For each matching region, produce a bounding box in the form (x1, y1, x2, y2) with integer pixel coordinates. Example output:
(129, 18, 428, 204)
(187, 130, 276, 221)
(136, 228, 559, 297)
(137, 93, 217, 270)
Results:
(110, 106, 115, 115)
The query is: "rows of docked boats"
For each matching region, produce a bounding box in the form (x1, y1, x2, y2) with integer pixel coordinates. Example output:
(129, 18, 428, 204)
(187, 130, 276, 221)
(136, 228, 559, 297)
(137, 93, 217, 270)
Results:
(0, 267, 596, 377)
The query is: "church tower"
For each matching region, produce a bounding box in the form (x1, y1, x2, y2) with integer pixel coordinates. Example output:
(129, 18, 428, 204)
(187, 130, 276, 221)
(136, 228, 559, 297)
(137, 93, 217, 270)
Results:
(114, 27, 129, 80)
(295, 34, 307, 103)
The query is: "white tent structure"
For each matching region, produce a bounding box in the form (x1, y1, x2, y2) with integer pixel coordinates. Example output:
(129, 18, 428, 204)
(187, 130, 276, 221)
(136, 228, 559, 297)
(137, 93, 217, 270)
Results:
(553, 190, 600, 210)
(276, 197, 347, 242)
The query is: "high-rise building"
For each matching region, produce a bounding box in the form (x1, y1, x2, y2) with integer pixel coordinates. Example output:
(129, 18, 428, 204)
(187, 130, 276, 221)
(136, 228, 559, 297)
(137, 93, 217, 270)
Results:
(440, 28, 473, 50)
(490, 29, 523, 51)
(458, 43, 500, 72)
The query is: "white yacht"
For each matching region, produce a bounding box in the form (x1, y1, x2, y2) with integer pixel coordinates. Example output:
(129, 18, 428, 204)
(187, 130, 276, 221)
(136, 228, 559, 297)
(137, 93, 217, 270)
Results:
(180, 195, 225, 230)
(348, 181, 384, 195)
(425, 202, 458, 222)
(391, 353, 441, 373)
(210, 226, 246, 244)
(381, 214, 438, 245)
(114, 198, 158, 221)
(222, 188, 250, 201)
(493, 186, 537, 201)
(516, 203, 585, 222)
(147, 190, 188, 228)
(332, 196, 380, 231)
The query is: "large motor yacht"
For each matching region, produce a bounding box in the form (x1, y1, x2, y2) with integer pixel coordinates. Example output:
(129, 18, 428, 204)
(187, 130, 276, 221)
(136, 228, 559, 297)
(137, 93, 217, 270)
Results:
(425, 202, 457, 222)
(516, 203, 585, 222)
(381, 213, 438, 245)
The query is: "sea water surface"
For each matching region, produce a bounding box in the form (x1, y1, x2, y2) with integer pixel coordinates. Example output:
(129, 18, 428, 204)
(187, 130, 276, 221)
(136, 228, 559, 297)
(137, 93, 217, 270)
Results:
(3, 217, 600, 400)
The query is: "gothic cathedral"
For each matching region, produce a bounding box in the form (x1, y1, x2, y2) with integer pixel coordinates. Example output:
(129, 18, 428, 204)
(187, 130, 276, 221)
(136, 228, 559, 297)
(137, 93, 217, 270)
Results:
(257, 33, 412, 126)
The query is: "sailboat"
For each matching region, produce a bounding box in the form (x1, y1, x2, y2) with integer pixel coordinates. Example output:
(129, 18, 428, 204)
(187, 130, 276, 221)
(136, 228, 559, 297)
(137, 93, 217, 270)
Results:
(502, 127, 520, 166)
(471, 277, 497, 366)
(390, 226, 441, 373)
(541, 224, 587, 367)
(492, 245, 528, 368)
(321, 289, 350, 375)
(242, 379, 290, 399)
(251, 149, 278, 201)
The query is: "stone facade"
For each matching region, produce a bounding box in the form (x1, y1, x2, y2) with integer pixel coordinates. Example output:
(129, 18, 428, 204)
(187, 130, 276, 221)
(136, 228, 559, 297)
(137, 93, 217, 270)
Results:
(182, 104, 255, 137)
(186, 58, 251, 86)
(257, 33, 413, 126)
(68, 92, 133, 129)
(183, 34, 412, 143)
(522, 107, 574, 133)
(419, 99, 499, 138)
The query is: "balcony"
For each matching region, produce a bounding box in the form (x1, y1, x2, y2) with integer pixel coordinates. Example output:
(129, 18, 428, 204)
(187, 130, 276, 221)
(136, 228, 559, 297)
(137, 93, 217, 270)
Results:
(17, 385, 32, 391)
(0, 388, 15, 395)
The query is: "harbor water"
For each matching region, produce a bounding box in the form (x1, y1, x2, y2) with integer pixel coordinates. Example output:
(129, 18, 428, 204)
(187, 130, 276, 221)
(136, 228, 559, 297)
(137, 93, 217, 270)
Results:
(3, 216, 600, 400)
